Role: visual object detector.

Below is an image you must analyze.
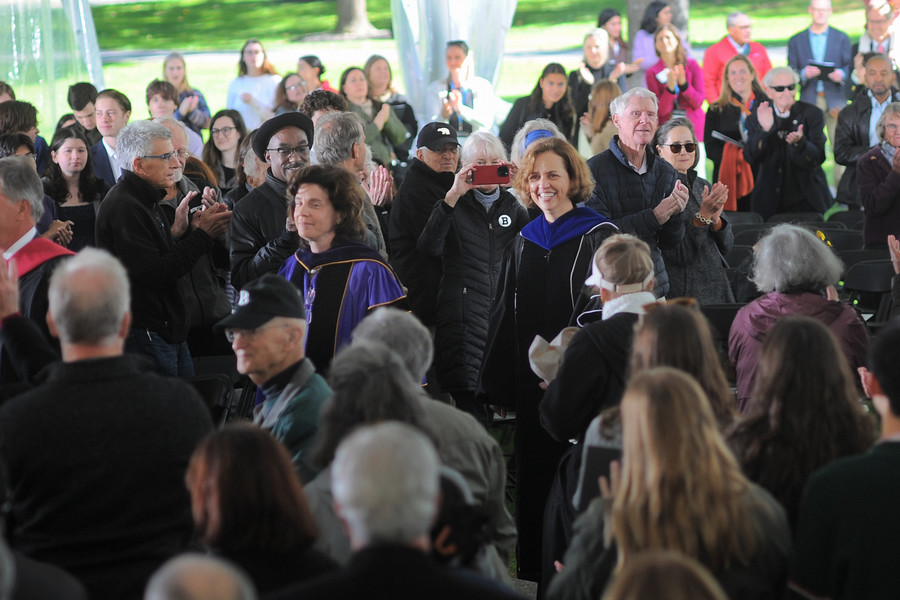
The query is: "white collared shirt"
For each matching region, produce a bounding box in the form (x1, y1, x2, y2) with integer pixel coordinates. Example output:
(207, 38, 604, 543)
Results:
(102, 138, 121, 180)
(870, 90, 892, 147)
(2, 226, 37, 261)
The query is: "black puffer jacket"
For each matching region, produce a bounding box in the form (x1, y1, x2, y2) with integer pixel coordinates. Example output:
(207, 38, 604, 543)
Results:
(389, 158, 455, 326)
(417, 189, 531, 392)
(586, 137, 683, 297)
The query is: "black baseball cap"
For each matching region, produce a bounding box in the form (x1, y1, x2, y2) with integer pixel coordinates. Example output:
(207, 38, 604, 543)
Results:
(253, 112, 315, 162)
(416, 122, 459, 151)
(215, 274, 305, 330)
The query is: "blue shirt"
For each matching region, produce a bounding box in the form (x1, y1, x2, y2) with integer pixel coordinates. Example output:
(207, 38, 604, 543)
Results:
(810, 29, 828, 93)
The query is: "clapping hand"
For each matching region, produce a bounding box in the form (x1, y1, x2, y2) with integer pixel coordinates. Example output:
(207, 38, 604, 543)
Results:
(699, 182, 728, 225)
(653, 179, 689, 224)
(786, 124, 805, 146)
(757, 101, 775, 132)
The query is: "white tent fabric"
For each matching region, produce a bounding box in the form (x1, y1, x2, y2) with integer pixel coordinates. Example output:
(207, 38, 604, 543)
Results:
(391, 0, 517, 131)
(0, 0, 103, 125)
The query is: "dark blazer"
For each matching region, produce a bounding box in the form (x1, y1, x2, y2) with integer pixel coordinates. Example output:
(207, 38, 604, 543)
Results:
(90, 140, 116, 187)
(788, 26, 853, 111)
(266, 545, 523, 600)
(743, 100, 833, 220)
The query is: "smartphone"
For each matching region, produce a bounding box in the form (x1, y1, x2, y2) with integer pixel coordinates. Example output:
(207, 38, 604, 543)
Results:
(471, 164, 510, 185)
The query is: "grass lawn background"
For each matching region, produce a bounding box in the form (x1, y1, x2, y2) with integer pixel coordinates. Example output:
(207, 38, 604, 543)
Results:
(92, 0, 864, 123)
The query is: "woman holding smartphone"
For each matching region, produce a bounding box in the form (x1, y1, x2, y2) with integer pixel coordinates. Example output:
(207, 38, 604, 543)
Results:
(417, 131, 529, 424)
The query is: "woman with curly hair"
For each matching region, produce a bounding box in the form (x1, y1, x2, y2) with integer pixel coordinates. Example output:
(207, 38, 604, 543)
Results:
(548, 368, 791, 600)
(278, 165, 407, 373)
(727, 316, 876, 528)
(478, 136, 616, 584)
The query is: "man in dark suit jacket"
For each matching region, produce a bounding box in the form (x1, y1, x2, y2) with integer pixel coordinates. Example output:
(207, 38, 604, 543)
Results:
(0, 248, 213, 600)
(268, 422, 522, 600)
(789, 323, 900, 600)
(89, 89, 131, 187)
(788, 0, 852, 183)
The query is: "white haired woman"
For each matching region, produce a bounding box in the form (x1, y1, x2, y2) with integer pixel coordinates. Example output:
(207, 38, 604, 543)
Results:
(728, 224, 869, 411)
(418, 131, 529, 424)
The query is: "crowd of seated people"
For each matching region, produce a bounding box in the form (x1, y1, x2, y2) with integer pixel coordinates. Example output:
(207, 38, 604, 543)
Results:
(2, 1, 900, 598)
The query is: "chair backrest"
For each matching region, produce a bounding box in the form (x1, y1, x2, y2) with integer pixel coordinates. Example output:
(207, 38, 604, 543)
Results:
(183, 373, 233, 427)
(732, 228, 769, 247)
(767, 211, 824, 223)
(821, 229, 864, 254)
(723, 210, 764, 224)
(842, 259, 895, 322)
(700, 302, 748, 348)
(827, 210, 865, 230)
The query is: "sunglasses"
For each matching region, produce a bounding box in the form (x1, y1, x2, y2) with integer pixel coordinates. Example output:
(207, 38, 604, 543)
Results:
(661, 142, 697, 153)
(770, 83, 797, 92)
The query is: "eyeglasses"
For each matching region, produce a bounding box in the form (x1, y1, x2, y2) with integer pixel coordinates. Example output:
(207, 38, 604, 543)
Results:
(770, 83, 797, 92)
(211, 126, 236, 136)
(224, 322, 291, 343)
(661, 142, 697, 153)
(174, 149, 190, 159)
(141, 152, 178, 161)
(267, 144, 310, 158)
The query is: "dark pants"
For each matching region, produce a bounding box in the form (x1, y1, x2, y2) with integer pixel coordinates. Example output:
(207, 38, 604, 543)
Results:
(125, 328, 194, 377)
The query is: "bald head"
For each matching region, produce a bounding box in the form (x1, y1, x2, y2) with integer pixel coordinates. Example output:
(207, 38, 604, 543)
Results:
(144, 555, 257, 600)
(48, 248, 131, 349)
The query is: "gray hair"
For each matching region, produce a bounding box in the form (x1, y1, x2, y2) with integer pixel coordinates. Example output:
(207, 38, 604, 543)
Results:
(584, 28, 610, 45)
(48, 248, 131, 346)
(752, 224, 843, 293)
(460, 130, 508, 167)
(726, 11, 748, 27)
(117, 120, 172, 172)
(762, 66, 800, 88)
(144, 554, 258, 600)
(609, 87, 659, 118)
(876, 102, 900, 140)
(311, 340, 428, 469)
(0, 156, 44, 223)
(509, 118, 566, 166)
(332, 422, 440, 547)
(313, 111, 365, 166)
(351, 308, 433, 382)
(152, 115, 188, 139)
(653, 116, 699, 170)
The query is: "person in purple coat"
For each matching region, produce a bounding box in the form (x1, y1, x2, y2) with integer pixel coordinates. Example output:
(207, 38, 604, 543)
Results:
(279, 164, 407, 373)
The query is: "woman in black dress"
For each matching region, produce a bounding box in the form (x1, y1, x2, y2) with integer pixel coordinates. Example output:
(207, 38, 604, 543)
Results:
(42, 126, 107, 251)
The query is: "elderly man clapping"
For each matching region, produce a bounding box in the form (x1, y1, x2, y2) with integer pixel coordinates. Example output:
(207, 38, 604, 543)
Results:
(586, 87, 688, 298)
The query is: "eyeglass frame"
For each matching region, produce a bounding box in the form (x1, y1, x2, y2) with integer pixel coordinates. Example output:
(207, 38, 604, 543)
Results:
(659, 142, 697, 154)
(267, 144, 311, 158)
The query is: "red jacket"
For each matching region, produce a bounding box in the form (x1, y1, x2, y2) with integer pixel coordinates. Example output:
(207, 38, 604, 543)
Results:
(703, 37, 773, 104)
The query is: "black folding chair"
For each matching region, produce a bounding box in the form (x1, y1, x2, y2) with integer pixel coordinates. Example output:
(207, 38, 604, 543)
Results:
(767, 211, 824, 223)
(827, 210, 865, 230)
(842, 260, 895, 327)
(723, 211, 764, 224)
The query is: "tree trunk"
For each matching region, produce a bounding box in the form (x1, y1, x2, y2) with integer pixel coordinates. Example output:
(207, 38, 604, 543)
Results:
(336, 0, 376, 35)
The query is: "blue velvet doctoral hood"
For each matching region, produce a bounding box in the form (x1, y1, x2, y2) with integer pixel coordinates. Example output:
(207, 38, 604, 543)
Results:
(520, 206, 612, 251)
